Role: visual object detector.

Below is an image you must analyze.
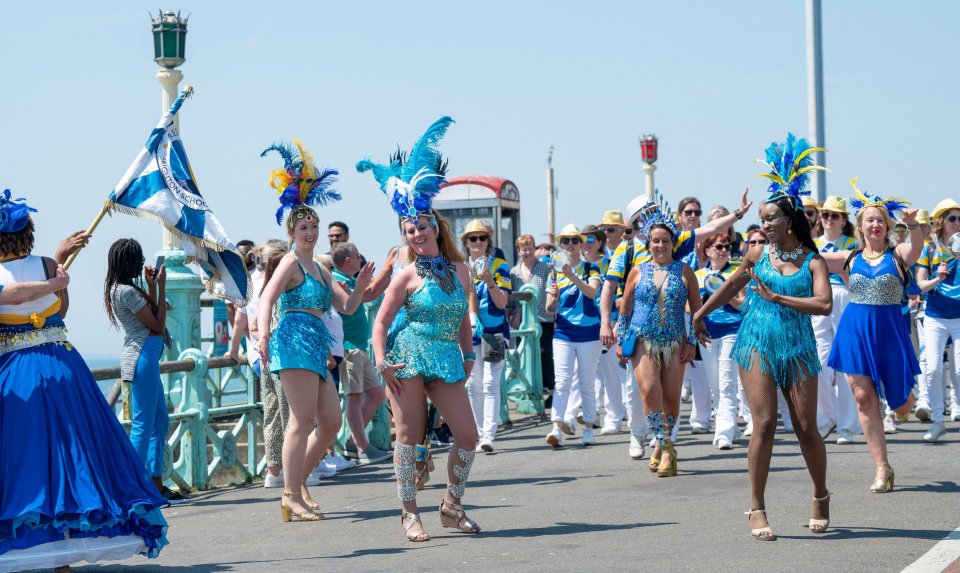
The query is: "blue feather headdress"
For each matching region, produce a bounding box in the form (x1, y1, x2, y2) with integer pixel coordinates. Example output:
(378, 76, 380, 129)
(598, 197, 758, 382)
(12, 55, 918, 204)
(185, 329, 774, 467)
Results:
(756, 133, 827, 209)
(0, 189, 37, 234)
(848, 177, 909, 218)
(356, 116, 454, 221)
(635, 189, 678, 240)
(261, 139, 340, 225)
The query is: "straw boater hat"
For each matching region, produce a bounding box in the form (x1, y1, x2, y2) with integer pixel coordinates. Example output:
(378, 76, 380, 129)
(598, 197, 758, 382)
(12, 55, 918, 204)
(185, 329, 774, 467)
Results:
(556, 223, 584, 241)
(801, 196, 819, 209)
(932, 199, 960, 222)
(460, 219, 493, 241)
(917, 210, 931, 225)
(599, 210, 628, 228)
(820, 196, 849, 215)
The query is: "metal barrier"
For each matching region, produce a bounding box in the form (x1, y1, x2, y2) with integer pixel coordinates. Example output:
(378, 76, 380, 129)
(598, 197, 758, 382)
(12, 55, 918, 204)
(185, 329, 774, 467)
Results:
(92, 283, 544, 490)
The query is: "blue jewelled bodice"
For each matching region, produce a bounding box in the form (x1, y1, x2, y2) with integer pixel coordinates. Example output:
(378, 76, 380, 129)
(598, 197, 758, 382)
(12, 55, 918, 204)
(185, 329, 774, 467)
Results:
(631, 261, 687, 345)
(402, 276, 467, 341)
(849, 252, 903, 306)
(277, 261, 331, 312)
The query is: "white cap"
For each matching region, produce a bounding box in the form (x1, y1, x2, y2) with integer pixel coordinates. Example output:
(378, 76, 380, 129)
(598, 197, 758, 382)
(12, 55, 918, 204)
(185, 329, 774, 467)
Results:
(625, 195, 650, 223)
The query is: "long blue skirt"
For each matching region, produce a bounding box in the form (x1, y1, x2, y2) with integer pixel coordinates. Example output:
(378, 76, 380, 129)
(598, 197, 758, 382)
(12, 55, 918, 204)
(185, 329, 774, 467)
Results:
(827, 302, 920, 409)
(0, 339, 169, 568)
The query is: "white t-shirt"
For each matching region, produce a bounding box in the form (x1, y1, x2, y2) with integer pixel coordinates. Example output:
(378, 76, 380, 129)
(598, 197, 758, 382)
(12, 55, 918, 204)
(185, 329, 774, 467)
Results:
(239, 269, 263, 367)
(322, 309, 345, 359)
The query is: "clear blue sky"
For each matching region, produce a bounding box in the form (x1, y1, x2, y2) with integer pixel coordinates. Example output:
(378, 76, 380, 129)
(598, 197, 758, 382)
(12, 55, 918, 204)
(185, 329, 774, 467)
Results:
(1, 1, 956, 358)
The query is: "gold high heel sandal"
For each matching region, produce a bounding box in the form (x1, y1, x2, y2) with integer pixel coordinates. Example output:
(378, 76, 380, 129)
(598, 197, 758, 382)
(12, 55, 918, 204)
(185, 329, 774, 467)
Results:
(280, 491, 320, 522)
(657, 443, 677, 478)
(648, 446, 662, 473)
(401, 511, 431, 542)
(439, 499, 481, 533)
(870, 465, 895, 493)
(809, 491, 830, 534)
(745, 509, 775, 541)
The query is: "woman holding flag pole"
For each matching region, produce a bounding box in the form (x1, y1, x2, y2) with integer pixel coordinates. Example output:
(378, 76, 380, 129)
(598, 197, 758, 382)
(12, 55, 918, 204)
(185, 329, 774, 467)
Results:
(256, 141, 373, 522)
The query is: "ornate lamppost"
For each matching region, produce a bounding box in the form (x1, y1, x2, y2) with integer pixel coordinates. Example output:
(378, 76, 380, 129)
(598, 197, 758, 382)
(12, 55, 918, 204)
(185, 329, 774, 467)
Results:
(640, 134, 658, 201)
(150, 10, 203, 355)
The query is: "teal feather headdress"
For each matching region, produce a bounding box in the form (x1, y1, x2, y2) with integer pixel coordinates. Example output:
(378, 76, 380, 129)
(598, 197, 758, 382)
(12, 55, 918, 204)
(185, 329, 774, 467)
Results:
(756, 133, 827, 208)
(848, 177, 909, 218)
(356, 116, 454, 221)
(635, 189, 678, 239)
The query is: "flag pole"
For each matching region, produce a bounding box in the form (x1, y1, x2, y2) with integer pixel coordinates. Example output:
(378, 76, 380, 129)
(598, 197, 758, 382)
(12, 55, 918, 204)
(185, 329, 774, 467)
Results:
(63, 200, 111, 270)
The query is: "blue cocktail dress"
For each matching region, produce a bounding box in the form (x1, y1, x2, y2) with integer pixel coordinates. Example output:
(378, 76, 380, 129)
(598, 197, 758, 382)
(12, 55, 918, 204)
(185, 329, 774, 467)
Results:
(269, 260, 335, 377)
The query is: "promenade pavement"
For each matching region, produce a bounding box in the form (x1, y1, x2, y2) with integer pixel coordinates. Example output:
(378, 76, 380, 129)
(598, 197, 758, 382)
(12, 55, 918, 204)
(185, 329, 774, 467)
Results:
(42, 409, 960, 573)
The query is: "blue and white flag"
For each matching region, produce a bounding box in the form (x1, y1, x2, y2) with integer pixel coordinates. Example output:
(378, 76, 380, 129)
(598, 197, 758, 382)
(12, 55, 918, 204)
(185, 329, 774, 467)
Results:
(108, 87, 250, 305)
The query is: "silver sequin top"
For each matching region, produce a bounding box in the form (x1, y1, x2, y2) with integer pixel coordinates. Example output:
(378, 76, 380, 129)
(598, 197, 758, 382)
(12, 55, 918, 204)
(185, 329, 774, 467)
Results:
(848, 252, 904, 306)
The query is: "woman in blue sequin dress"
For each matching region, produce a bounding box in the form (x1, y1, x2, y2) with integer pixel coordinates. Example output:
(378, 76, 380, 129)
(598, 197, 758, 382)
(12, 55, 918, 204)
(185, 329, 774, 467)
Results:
(619, 222, 700, 477)
(824, 190, 924, 494)
(0, 197, 169, 571)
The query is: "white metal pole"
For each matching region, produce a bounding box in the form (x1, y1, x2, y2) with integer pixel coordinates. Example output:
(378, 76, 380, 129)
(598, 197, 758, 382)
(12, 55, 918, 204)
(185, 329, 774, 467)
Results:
(643, 163, 656, 202)
(806, 0, 826, 203)
(157, 68, 183, 250)
(547, 147, 556, 244)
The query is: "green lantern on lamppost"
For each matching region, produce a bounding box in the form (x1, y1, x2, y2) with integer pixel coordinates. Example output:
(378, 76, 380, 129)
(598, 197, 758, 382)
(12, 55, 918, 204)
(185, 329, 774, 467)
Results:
(152, 10, 188, 69)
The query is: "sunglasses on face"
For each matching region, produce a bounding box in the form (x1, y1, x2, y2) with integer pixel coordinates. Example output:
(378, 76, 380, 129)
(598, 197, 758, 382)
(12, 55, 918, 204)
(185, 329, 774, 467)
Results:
(584, 236, 598, 244)
(805, 209, 818, 217)
(748, 239, 768, 245)
(467, 235, 488, 243)
(821, 212, 842, 221)
(559, 237, 581, 245)
(601, 227, 620, 234)
(945, 215, 960, 224)
(624, 228, 635, 236)
(682, 209, 702, 217)
(712, 244, 731, 251)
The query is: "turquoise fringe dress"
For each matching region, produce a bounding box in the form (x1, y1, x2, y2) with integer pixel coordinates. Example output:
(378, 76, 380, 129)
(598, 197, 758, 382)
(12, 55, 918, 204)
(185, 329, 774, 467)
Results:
(386, 272, 468, 383)
(731, 247, 821, 388)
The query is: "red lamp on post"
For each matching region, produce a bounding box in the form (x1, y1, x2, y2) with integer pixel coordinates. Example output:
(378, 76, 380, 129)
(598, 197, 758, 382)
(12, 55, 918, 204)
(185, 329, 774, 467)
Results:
(640, 134, 658, 165)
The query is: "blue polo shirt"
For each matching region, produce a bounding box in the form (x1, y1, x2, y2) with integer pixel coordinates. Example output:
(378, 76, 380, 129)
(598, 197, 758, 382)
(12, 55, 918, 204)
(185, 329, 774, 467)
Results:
(554, 261, 602, 343)
(919, 242, 960, 319)
(695, 263, 742, 339)
(472, 256, 511, 345)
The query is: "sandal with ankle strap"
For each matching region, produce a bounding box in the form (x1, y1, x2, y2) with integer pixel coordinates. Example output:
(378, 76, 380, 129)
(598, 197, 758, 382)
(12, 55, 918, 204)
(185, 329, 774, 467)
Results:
(809, 492, 830, 534)
(870, 465, 894, 494)
(401, 511, 430, 542)
(745, 509, 775, 541)
(439, 499, 481, 533)
(280, 491, 320, 522)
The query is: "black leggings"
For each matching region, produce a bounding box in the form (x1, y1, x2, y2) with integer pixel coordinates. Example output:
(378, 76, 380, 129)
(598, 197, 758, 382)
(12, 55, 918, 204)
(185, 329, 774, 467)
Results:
(539, 321, 556, 391)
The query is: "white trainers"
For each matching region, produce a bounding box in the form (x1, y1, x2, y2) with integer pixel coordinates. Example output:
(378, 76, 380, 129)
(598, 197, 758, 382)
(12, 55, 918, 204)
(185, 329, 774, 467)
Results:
(559, 419, 578, 436)
(600, 423, 621, 436)
(915, 405, 932, 422)
(818, 421, 836, 439)
(836, 429, 854, 445)
(715, 438, 733, 450)
(546, 427, 564, 448)
(326, 454, 357, 471)
(883, 415, 898, 435)
(307, 460, 336, 485)
(263, 472, 284, 488)
(951, 408, 960, 422)
(582, 428, 596, 446)
(628, 435, 645, 460)
(690, 423, 710, 435)
(923, 422, 946, 443)
(743, 421, 754, 437)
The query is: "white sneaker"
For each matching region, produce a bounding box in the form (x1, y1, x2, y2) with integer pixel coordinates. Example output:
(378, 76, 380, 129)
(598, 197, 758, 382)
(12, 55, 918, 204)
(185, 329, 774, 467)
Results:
(582, 428, 596, 446)
(308, 461, 336, 484)
(915, 405, 932, 422)
(690, 423, 710, 435)
(883, 416, 898, 435)
(715, 438, 733, 450)
(818, 422, 836, 439)
(951, 408, 960, 422)
(923, 422, 946, 443)
(479, 439, 494, 453)
(743, 422, 754, 437)
(263, 472, 284, 488)
(628, 435, 645, 460)
(836, 429, 854, 445)
(326, 454, 357, 471)
(559, 419, 577, 436)
(600, 423, 621, 436)
(546, 427, 564, 448)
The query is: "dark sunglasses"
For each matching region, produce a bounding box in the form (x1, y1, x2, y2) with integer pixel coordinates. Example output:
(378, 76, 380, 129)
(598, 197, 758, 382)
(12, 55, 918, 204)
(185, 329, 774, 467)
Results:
(623, 228, 635, 235)
(682, 209, 702, 217)
(712, 244, 731, 251)
(804, 209, 818, 217)
(467, 235, 488, 242)
(748, 239, 768, 245)
(601, 227, 620, 234)
(821, 212, 842, 221)
(559, 237, 582, 245)
(946, 215, 960, 223)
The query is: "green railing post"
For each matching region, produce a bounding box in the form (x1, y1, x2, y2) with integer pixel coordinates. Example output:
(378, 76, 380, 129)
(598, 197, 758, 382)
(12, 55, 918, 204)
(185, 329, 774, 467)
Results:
(502, 284, 544, 419)
(175, 348, 208, 489)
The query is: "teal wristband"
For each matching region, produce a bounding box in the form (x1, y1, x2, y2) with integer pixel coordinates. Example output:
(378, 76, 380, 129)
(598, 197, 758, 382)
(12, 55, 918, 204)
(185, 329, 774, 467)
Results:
(462, 351, 477, 362)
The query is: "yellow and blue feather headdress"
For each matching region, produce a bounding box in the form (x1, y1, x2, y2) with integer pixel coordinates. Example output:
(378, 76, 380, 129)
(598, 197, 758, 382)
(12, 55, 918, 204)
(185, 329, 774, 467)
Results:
(261, 139, 340, 225)
(848, 177, 909, 217)
(356, 116, 453, 221)
(756, 133, 827, 208)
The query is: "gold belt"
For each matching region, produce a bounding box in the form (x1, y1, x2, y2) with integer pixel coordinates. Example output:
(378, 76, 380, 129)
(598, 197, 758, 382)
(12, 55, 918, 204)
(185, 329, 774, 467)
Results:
(0, 326, 71, 356)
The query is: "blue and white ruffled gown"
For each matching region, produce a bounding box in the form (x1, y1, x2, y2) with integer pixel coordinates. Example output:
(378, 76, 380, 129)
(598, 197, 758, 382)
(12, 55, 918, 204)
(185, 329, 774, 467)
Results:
(0, 256, 168, 572)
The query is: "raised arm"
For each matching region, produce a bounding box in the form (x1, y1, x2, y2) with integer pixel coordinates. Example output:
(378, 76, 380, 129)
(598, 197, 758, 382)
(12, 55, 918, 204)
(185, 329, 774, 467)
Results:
(693, 189, 753, 240)
(895, 210, 924, 267)
(329, 262, 374, 314)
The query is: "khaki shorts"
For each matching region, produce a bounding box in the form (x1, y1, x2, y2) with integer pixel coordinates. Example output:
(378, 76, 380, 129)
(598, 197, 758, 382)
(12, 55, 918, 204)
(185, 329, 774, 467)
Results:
(339, 349, 381, 395)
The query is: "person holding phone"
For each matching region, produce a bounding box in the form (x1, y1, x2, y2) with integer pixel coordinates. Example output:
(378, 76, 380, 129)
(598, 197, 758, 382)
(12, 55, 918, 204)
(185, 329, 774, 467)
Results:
(103, 239, 177, 499)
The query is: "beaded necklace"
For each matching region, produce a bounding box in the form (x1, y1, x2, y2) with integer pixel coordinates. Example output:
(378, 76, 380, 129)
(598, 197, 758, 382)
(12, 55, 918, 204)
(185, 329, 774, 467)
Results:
(414, 254, 457, 294)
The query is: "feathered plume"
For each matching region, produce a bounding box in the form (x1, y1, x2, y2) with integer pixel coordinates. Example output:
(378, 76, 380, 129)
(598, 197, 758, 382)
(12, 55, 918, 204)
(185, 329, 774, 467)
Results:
(0, 189, 37, 234)
(636, 188, 678, 239)
(756, 133, 827, 207)
(356, 116, 455, 221)
(848, 176, 910, 218)
(261, 139, 340, 225)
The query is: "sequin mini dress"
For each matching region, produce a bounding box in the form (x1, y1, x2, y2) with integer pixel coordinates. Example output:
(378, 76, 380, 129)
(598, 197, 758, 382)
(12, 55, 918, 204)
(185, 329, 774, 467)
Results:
(386, 266, 468, 383)
(630, 260, 690, 364)
(731, 247, 820, 388)
(827, 251, 920, 408)
(269, 260, 335, 377)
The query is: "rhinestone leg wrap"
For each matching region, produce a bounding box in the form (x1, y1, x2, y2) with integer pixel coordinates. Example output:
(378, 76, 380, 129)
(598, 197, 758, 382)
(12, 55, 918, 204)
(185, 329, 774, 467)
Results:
(447, 446, 476, 499)
(665, 413, 678, 444)
(647, 411, 668, 446)
(395, 444, 418, 502)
